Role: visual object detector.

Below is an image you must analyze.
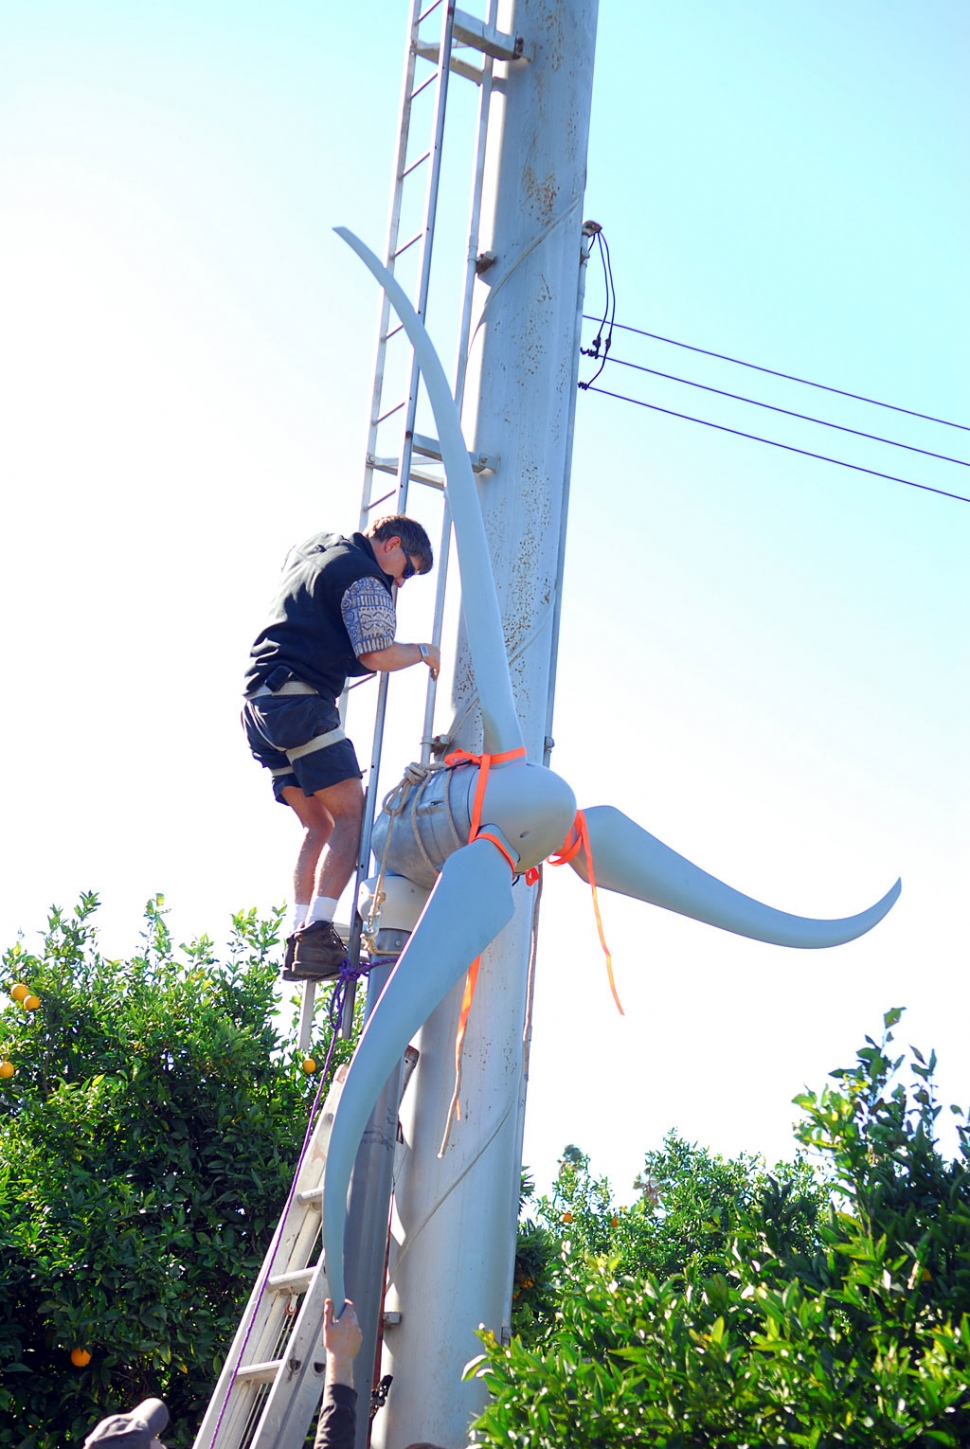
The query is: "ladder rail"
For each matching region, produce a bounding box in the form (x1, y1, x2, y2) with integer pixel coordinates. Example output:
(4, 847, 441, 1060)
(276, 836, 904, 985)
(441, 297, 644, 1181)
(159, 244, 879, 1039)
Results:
(393, 1, 458, 516)
(359, 0, 421, 527)
(360, 0, 447, 526)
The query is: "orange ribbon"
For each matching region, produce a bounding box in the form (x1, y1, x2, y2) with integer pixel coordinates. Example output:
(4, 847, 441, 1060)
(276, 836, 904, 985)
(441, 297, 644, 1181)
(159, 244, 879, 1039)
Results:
(549, 810, 624, 1016)
(439, 747, 525, 1151)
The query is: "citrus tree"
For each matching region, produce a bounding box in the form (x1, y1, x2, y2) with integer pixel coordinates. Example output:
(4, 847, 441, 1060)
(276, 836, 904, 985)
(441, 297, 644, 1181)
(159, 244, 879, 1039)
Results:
(485, 1010, 970, 1446)
(0, 894, 358, 1449)
(511, 1135, 824, 1343)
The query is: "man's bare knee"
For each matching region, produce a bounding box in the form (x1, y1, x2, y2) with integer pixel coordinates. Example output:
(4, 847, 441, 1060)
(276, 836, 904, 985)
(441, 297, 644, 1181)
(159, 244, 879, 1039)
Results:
(315, 777, 364, 824)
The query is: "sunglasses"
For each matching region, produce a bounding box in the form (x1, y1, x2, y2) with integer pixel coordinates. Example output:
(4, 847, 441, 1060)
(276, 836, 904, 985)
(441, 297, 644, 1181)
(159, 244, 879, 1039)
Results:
(401, 552, 417, 582)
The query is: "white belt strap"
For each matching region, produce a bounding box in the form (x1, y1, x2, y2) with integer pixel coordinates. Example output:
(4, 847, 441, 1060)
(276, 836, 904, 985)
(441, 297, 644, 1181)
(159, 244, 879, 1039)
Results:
(251, 680, 318, 698)
(285, 726, 347, 764)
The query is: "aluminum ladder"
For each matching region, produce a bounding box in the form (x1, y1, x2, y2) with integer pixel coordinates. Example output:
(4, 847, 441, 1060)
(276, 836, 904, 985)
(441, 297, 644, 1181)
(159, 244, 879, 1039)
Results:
(198, 8, 524, 1449)
(297, 0, 521, 1050)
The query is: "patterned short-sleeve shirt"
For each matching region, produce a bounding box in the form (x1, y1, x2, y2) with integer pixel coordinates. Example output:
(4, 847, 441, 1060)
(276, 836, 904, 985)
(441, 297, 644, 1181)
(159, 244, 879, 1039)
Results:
(340, 575, 397, 657)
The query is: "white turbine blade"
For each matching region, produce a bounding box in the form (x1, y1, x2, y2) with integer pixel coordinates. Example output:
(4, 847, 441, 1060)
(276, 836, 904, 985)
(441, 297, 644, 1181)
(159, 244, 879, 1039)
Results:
(322, 838, 515, 1310)
(335, 226, 523, 758)
(573, 805, 901, 948)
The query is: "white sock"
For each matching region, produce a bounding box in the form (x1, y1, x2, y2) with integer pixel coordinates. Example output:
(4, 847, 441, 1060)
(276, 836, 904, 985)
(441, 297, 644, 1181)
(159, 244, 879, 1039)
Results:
(290, 904, 309, 934)
(307, 895, 339, 926)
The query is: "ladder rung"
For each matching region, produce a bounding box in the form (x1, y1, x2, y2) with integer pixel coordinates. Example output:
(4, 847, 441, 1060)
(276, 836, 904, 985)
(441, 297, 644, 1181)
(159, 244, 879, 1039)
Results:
(267, 1267, 316, 1294)
(382, 323, 404, 343)
(393, 230, 423, 260)
(402, 149, 431, 180)
(363, 488, 396, 514)
(297, 1186, 323, 1208)
(417, 0, 443, 22)
(234, 1359, 283, 1385)
(375, 400, 405, 425)
(408, 71, 437, 103)
(453, 9, 522, 61)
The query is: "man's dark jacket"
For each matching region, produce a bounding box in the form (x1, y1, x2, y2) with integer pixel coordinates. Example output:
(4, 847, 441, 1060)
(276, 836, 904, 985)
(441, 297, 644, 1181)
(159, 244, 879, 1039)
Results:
(244, 532, 394, 701)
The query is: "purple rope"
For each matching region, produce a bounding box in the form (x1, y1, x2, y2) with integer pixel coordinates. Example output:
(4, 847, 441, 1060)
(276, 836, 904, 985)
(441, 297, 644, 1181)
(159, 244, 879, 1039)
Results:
(205, 958, 372, 1447)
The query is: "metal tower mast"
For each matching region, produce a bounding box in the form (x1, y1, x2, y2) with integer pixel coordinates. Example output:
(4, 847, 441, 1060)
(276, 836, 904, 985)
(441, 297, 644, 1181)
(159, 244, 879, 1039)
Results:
(376, 4, 599, 1444)
(193, 8, 600, 1448)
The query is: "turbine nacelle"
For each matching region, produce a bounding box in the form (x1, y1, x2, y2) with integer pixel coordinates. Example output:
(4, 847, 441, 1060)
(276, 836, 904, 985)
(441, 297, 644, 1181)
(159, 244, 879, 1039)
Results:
(372, 758, 577, 886)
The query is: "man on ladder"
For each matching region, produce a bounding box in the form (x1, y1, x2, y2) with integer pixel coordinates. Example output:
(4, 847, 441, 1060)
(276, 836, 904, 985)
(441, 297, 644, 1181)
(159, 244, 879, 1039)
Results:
(242, 515, 439, 979)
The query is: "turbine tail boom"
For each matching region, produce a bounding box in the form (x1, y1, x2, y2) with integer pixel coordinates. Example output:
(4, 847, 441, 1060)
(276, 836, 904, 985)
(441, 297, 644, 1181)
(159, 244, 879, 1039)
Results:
(322, 838, 515, 1310)
(573, 805, 900, 949)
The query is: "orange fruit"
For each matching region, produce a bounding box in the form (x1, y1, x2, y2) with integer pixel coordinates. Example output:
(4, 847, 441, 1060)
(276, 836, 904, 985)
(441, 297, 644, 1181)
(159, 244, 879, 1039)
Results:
(561, 1212, 573, 1223)
(302, 1057, 317, 1074)
(23, 995, 41, 1011)
(70, 1348, 91, 1367)
(0, 1061, 14, 1080)
(10, 984, 29, 1002)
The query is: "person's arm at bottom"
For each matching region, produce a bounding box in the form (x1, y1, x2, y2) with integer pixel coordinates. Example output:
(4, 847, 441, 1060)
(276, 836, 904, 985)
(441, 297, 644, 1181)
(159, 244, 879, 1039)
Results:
(314, 1299, 363, 1449)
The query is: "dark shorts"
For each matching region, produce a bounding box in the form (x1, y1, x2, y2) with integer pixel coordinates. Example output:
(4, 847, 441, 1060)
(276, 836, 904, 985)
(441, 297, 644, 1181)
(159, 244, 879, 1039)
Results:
(241, 695, 363, 803)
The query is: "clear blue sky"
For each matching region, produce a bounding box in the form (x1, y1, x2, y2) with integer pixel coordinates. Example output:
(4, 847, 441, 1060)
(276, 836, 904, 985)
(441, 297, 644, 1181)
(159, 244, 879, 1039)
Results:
(2, 1, 967, 1200)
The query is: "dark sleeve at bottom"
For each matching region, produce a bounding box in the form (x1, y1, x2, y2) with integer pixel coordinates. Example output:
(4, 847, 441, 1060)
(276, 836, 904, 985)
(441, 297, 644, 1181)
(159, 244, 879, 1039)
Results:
(313, 1382, 357, 1449)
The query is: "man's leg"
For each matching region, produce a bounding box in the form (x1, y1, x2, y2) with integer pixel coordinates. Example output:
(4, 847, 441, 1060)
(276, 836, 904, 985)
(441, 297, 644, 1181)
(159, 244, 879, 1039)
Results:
(310, 777, 364, 902)
(281, 786, 335, 928)
(284, 777, 364, 980)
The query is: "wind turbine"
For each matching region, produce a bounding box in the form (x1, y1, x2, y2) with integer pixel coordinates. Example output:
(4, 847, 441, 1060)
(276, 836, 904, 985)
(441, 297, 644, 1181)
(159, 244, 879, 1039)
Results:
(322, 228, 901, 1313)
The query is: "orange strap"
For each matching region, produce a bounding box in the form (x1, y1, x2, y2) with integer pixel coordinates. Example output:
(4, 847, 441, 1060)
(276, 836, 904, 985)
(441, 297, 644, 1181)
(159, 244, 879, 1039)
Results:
(549, 810, 624, 1016)
(444, 745, 526, 843)
(476, 830, 518, 874)
(439, 747, 525, 1150)
(548, 827, 584, 867)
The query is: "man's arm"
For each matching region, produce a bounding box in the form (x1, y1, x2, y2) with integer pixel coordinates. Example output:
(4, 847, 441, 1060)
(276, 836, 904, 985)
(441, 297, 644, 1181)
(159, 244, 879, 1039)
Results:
(340, 577, 440, 679)
(357, 641, 440, 679)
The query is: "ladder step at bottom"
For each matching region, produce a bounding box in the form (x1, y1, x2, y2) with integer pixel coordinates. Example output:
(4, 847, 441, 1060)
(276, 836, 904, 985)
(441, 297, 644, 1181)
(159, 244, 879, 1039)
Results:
(234, 1360, 283, 1385)
(267, 1267, 317, 1293)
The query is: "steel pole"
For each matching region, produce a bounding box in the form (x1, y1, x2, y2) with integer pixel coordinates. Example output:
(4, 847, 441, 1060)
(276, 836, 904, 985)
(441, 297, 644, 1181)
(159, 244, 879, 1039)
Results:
(340, 962, 403, 1449)
(374, 4, 599, 1444)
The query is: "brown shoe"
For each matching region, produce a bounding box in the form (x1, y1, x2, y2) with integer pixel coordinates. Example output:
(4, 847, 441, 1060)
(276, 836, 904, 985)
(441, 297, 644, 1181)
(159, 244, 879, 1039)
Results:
(282, 920, 347, 982)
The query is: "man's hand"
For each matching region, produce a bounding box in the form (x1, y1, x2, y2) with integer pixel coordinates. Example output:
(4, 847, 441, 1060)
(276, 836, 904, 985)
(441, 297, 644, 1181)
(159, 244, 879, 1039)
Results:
(323, 1298, 362, 1387)
(421, 642, 441, 680)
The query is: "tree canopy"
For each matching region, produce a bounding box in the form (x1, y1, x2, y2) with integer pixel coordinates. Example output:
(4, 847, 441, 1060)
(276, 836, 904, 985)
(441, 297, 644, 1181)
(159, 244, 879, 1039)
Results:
(477, 1010, 970, 1446)
(0, 895, 355, 1449)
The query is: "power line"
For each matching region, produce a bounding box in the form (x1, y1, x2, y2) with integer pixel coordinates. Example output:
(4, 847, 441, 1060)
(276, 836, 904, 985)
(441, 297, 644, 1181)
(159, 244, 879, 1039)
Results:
(583, 384, 970, 505)
(601, 355, 969, 469)
(584, 318, 970, 434)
